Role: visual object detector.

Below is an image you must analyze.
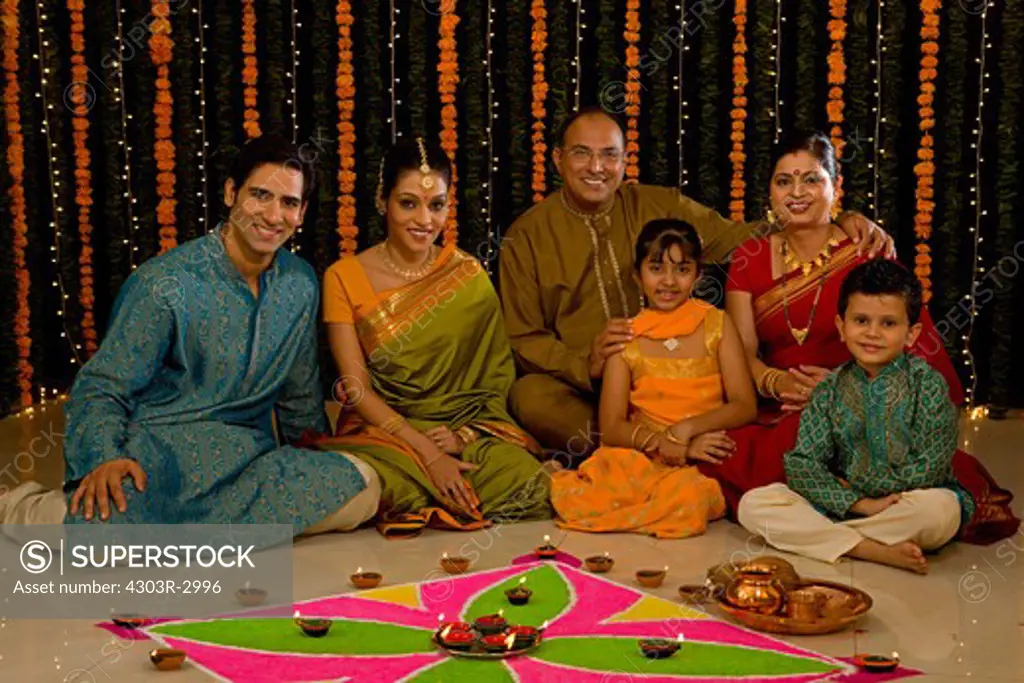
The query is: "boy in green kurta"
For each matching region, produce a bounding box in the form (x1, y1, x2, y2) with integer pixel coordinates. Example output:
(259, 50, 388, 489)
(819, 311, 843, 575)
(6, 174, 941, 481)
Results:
(738, 260, 969, 574)
(499, 109, 891, 460)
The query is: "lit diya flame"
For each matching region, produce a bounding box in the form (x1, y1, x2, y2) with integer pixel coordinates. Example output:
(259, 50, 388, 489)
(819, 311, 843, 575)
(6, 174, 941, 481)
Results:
(518, 577, 527, 586)
(498, 609, 505, 617)
(505, 633, 516, 650)
(543, 535, 551, 544)
(244, 581, 250, 590)
(294, 610, 301, 619)
(604, 551, 610, 558)
(677, 633, 685, 644)
(438, 613, 445, 623)
(440, 625, 452, 639)
(892, 651, 900, 661)
(442, 552, 449, 559)
(356, 566, 363, 574)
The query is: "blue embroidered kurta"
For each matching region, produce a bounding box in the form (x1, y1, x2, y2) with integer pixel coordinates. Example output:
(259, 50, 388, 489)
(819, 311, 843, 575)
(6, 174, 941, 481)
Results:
(63, 230, 366, 531)
(784, 354, 973, 525)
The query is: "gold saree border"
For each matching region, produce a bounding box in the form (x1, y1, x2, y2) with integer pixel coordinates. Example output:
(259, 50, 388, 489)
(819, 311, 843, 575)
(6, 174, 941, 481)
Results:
(753, 242, 859, 327)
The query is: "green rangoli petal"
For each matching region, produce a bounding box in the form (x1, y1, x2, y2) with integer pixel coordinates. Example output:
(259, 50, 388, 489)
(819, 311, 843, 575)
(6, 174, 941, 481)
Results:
(406, 657, 516, 683)
(150, 618, 435, 656)
(463, 564, 570, 627)
(533, 637, 840, 677)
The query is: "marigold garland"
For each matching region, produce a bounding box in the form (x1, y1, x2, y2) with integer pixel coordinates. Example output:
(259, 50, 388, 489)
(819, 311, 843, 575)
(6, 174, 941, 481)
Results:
(913, 0, 940, 303)
(150, 0, 177, 253)
(66, 0, 97, 356)
(438, 1, 460, 244)
(729, 0, 748, 221)
(336, 2, 357, 256)
(530, 0, 548, 203)
(623, 0, 641, 183)
(241, 0, 261, 139)
(3, 0, 33, 405)
(827, 0, 847, 209)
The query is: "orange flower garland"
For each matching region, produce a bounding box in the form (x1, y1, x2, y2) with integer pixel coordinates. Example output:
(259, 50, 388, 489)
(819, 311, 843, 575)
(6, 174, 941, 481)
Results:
(150, 0, 177, 253)
(623, 0, 641, 183)
(827, 0, 847, 209)
(3, 0, 33, 405)
(336, 2, 357, 256)
(68, 0, 96, 356)
(530, 0, 548, 203)
(438, 1, 460, 244)
(913, 0, 941, 303)
(242, 0, 261, 139)
(729, 0, 748, 221)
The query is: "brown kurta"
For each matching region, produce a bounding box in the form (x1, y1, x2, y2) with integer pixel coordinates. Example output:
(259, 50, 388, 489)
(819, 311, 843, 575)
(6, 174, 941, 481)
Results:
(500, 184, 755, 454)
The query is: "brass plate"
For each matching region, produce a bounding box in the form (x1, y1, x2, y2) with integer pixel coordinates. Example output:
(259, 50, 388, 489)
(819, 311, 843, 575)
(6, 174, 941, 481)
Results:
(432, 632, 543, 660)
(716, 579, 872, 635)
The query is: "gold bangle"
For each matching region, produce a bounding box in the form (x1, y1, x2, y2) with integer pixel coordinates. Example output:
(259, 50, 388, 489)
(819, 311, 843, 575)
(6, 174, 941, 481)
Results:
(457, 426, 479, 445)
(379, 415, 407, 435)
(638, 430, 658, 452)
(630, 424, 645, 450)
(662, 429, 687, 446)
(768, 369, 784, 400)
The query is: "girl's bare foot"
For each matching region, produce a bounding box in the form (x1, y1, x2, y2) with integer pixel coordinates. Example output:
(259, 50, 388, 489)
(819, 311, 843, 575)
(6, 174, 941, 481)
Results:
(848, 538, 928, 574)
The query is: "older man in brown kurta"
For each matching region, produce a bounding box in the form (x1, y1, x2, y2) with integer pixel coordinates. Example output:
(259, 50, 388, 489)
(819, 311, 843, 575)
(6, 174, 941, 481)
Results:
(500, 109, 882, 461)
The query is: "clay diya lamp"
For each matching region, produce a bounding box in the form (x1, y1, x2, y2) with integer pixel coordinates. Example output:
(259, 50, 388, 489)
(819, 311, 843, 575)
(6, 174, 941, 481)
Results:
(473, 611, 508, 636)
(440, 552, 471, 574)
(678, 584, 713, 604)
(437, 614, 472, 633)
(350, 567, 383, 589)
(506, 624, 541, 649)
(236, 582, 268, 607)
(149, 648, 187, 671)
(639, 635, 683, 659)
(294, 612, 333, 638)
(481, 632, 516, 653)
(585, 552, 615, 573)
(854, 652, 900, 673)
(535, 535, 558, 559)
(505, 577, 532, 605)
(636, 566, 669, 589)
(111, 614, 149, 630)
(438, 625, 476, 652)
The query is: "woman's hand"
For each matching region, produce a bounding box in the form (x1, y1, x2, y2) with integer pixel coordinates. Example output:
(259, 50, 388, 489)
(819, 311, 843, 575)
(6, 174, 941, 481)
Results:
(836, 211, 895, 258)
(778, 365, 831, 410)
(422, 449, 480, 515)
(424, 426, 465, 455)
(686, 431, 736, 465)
(651, 435, 690, 467)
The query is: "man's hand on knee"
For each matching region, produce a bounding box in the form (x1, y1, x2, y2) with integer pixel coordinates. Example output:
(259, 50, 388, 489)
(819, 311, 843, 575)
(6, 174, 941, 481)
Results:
(70, 459, 147, 522)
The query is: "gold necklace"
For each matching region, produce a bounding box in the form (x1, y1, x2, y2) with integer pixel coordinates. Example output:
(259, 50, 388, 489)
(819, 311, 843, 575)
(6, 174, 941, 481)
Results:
(378, 242, 436, 280)
(779, 230, 837, 345)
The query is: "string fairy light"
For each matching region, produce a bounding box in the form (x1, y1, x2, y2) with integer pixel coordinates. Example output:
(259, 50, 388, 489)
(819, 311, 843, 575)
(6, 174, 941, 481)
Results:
(290, 0, 303, 252)
(483, 0, 495, 273)
(771, 0, 783, 144)
(573, 0, 582, 109)
(963, 2, 992, 412)
(194, 1, 209, 230)
(33, 1, 81, 368)
(870, 1, 885, 222)
(114, 0, 138, 268)
(387, 0, 397, 142)
(676, 2, 689, 188)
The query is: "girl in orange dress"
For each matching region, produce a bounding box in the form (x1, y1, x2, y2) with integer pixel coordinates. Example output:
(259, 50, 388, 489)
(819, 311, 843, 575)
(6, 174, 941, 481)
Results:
(551, 219, 758, 538)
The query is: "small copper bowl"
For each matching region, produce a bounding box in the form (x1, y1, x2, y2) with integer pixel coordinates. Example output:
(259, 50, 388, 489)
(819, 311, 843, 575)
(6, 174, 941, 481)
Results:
(296, 618, 333, 638)
(441, 556, 471, 574)
(351, 571, 383, 589)
(149, 648, 187, 671)
(636, 569, 667, 588)
(786, 589, 826, 621)
(585, 555, 615, 573)
(235, 587, 268, 607)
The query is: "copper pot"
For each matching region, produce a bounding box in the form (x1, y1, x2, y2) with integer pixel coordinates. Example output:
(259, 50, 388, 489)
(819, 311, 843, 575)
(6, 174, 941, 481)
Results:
(724, 570, 787, 615)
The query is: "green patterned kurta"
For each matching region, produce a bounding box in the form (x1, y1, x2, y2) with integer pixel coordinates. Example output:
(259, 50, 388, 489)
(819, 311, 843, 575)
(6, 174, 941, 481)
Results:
(784, 354, 973, 525)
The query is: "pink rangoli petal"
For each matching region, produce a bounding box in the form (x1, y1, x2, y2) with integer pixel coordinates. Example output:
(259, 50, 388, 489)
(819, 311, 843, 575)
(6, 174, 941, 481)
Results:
(155, 637, 441, 683)
(507, 657, 847, 683)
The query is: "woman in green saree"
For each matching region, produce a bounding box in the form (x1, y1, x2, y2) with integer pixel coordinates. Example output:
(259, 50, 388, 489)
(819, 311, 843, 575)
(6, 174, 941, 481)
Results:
(317, 138, 552, 537)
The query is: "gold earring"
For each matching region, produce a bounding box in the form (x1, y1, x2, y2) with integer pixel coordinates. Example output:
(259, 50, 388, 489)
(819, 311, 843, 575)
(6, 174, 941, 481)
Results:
(765, 208, 777, 225)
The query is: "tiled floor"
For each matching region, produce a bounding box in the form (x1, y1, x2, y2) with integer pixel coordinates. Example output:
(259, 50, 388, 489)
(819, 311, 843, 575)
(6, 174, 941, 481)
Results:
(0, 401, 1020, 681)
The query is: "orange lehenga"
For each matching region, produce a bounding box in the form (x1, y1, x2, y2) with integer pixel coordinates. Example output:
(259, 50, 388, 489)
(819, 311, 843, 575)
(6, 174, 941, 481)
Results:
(550, 300, 727, 538)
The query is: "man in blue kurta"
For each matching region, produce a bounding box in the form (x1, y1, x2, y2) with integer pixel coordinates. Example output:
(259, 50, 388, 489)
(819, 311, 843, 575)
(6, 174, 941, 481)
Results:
(0, 134, 380, 535)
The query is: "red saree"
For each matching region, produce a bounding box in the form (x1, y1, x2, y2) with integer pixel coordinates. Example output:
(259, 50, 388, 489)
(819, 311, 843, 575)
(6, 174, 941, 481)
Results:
(696, 236, 1019, 544)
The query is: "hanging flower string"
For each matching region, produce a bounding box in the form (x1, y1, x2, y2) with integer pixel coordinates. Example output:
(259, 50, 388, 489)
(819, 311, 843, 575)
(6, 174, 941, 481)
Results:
(623, 0, 641, 183)
(530, 0, 548, 203)
(827, 0, 847, 209)
(438, 0, 460, 245)
(151, 0, 177, 253)
(729, 0, 748, 221)
(68, 0, 97, 356)
(914, 0, 940, 303)
(242, 0, 261, 138)
(336, 1, 357, 256)
(3, 0, 34, 405)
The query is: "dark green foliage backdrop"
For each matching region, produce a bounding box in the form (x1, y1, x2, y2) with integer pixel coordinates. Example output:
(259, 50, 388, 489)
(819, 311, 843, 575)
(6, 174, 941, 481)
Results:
(1, 0, 1022, 416)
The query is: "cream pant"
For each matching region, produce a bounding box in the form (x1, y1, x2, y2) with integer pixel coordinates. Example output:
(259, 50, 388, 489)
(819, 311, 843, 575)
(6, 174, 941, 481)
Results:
(0, 453, 381, 536)
(737, 483, 961, 564)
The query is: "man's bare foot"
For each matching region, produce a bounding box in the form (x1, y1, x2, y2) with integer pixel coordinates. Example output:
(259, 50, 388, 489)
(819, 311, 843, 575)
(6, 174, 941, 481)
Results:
(848, 538, 928, 574)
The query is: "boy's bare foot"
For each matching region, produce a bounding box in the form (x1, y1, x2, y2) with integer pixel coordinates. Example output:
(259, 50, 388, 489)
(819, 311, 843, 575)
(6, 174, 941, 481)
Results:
(848, 538, 928, 574)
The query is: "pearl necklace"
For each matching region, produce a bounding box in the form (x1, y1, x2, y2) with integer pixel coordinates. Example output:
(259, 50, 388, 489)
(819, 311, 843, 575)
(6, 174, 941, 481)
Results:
(377, 242, 437, 280)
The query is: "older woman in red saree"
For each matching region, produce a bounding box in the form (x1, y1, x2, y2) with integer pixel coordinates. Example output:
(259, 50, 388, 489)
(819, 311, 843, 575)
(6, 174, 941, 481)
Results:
(701, 131, 1018, 545)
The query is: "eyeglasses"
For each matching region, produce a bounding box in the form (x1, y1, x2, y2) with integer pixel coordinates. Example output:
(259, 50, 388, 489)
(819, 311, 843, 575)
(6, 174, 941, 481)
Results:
(566, 147, 624, 165)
